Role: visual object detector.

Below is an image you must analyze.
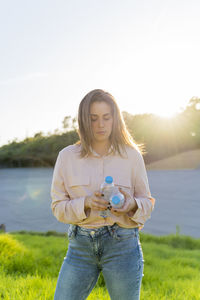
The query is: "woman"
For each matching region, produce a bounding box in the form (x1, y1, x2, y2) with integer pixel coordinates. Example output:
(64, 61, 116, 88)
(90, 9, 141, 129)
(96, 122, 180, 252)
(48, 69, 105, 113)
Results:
(51, 89, 155, 300)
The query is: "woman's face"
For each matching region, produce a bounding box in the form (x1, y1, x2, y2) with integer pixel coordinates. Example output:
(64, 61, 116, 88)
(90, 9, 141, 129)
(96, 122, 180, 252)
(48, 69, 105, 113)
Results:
(90, 101, 113, 144)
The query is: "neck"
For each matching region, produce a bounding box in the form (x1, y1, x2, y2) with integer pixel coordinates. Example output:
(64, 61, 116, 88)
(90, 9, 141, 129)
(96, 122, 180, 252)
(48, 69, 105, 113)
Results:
(91, 141, 111, 156)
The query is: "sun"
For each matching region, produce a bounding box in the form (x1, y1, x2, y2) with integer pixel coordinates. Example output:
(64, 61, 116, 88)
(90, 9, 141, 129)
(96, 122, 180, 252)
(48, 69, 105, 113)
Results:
(155, 111, 177, 119)
(152, 107, 178, 119)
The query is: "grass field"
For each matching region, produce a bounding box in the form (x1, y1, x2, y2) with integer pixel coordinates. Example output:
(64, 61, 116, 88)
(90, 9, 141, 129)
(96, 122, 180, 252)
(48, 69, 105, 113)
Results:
(0, 231, 200, 300)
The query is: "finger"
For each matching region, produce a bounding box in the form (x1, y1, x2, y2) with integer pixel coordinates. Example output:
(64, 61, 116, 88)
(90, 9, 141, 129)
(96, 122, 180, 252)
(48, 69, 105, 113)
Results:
(119, 188, 127, 197)
(94, 198, 109, 206)
(92, 199, 108, 209)
(95, 192, 102, 197)
(94, 192, 108, 203)
(113, 206, 128, 213)
(92, 202, 107, 209)
(91, 203, 107, 210)
(107, 203, 112, 210)
(92, 203, 108, 210)
(110, 209, 122, 216)
(112, 201, 129, 213)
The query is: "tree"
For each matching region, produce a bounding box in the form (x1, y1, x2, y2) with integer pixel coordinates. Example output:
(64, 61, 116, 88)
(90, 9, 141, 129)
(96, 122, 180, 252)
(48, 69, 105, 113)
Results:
(62, 116, 78, 132)
(181, 97, 200, 146)
(62, 116, 71, 131)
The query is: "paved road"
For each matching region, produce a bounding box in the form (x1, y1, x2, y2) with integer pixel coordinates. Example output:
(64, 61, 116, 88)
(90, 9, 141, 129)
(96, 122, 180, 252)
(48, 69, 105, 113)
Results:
(143, 169, 200, 238)
(0, 168, 199, 238)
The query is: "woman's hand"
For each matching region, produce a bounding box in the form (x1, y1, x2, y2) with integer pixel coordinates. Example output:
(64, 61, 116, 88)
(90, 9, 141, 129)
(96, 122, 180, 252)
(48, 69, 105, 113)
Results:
(110, 188, 138, 217)
(84, 192, 109, 211)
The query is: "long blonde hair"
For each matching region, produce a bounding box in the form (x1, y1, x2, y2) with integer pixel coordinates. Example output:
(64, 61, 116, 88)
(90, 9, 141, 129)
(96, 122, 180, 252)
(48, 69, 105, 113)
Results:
(77, 89, 140, 157)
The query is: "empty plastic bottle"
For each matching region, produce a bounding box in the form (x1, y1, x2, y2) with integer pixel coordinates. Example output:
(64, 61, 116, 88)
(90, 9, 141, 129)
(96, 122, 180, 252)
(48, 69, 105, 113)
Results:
(100, 176, 115, 218)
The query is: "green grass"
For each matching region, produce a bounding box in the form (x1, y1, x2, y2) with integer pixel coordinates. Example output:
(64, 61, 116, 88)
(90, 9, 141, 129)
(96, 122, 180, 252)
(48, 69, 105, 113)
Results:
(0, 231, 200, 299)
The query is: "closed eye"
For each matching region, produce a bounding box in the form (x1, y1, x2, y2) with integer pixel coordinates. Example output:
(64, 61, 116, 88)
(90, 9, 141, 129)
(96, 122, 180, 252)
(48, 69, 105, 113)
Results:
(90, 114, 112, 122)
(91, 117, 98, 122)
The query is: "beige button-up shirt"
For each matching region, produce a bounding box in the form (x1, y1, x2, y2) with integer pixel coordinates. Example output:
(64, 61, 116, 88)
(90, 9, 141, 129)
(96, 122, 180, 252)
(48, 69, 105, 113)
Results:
(51, 144, 155, 229)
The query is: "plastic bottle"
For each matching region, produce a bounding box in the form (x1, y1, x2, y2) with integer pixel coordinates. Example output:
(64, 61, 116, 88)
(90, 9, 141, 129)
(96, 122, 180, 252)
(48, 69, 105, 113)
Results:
(100, 176, 115, 218)
(110, 193, 125, 208)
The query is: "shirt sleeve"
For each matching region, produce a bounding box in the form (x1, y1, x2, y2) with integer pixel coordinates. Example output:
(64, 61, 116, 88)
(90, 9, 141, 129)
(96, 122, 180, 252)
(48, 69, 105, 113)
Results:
(128, 152, 155, 226)
(50, 152, 87, 224)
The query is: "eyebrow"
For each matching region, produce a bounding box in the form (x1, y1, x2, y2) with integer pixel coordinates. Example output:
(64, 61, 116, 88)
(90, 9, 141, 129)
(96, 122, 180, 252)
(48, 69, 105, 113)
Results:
(90, 113, 111, 116)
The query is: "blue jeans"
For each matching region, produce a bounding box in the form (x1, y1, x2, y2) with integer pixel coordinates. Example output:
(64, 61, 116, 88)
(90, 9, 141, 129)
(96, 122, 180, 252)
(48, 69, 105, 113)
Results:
(54, 224, 144, 300)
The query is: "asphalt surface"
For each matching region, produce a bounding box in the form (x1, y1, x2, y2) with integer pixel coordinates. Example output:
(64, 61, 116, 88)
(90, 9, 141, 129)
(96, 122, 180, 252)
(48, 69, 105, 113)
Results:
(143, 169, 200, 238)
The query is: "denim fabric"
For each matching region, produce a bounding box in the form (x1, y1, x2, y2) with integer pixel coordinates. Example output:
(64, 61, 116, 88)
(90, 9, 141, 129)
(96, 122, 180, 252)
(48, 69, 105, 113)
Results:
(54, 224, 144, 300)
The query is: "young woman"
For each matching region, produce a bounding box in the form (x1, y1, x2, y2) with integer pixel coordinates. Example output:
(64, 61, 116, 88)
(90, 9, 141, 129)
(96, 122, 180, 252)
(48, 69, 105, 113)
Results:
(51, 89, 155, 300)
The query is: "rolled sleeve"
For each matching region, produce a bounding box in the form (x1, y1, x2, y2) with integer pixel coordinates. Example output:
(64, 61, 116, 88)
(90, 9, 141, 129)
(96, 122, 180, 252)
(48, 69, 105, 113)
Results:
(51, 152, 87, 224)
(131, 197, 155, 226)
(70, 197, 87, 221)
(130, 152, 155, 226)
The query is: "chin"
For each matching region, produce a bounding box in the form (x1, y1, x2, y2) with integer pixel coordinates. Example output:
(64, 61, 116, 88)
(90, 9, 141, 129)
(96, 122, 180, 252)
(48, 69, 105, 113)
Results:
(95, 136, 109, 142)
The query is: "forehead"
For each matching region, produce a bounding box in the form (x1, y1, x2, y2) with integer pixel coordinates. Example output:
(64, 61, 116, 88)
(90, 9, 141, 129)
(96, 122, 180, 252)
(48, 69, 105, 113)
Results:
(90, 101, 112, 114)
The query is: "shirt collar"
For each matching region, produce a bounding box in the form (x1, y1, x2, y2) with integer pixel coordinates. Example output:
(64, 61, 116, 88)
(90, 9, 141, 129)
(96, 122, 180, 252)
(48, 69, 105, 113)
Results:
(89, 145, 114, 157)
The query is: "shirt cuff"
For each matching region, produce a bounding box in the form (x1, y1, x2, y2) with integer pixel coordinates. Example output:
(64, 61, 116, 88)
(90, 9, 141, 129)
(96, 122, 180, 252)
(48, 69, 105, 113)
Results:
(129, 197, 153, 226)
(70, 197, 87, 221)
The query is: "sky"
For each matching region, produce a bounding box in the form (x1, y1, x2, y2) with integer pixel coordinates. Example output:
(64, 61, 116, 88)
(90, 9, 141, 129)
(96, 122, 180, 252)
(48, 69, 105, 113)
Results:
(0, 0, 200, 146)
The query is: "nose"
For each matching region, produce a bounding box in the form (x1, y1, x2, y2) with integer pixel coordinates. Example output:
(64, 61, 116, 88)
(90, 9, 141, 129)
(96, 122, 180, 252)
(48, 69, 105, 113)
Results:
(98, 118, 104, 128)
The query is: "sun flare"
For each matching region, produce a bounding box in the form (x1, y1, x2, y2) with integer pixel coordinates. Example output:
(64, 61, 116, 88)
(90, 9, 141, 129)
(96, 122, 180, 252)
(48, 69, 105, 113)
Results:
(154, 109, 178, 119)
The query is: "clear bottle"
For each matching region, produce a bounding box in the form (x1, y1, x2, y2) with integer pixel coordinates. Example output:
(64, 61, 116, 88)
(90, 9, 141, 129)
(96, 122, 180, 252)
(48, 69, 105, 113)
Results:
(110, 193, 125, 208)
(100, 176, 115, 218)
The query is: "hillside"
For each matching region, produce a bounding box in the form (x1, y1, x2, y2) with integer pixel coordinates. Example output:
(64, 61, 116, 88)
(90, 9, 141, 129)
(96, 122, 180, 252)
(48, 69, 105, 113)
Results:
(146, 148, 200, 170)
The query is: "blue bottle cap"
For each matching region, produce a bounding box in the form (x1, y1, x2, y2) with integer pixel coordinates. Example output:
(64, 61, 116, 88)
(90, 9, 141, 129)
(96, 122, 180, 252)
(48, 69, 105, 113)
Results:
(112, 195, 120, 205)
(105, 176, 113, 184)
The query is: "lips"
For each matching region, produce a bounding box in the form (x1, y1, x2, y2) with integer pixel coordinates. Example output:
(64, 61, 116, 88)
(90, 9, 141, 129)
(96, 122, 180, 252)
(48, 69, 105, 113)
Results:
(96, 131, 106, 134)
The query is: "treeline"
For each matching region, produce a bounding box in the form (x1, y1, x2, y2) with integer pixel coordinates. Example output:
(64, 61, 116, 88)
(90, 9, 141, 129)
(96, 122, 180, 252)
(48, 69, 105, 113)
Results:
(0, 97, 200, 168)
(124, 96, 200, 162)
(0, 131, 79, 168)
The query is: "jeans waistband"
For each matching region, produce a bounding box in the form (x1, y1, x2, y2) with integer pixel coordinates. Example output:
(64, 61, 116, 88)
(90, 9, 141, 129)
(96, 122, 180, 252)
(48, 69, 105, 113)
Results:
(76, 223, 119, 237)
(68, 223, 138, 240)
